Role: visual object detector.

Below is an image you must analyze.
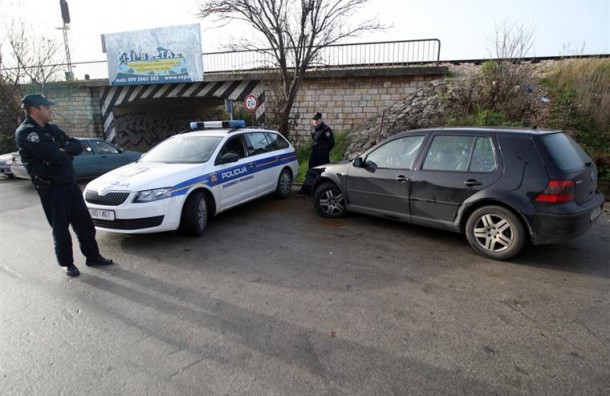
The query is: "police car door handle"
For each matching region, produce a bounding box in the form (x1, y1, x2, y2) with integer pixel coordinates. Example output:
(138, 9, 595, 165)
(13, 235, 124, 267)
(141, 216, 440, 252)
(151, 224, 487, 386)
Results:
(395, 175, 407, 183)
(248, 162, 255, 168)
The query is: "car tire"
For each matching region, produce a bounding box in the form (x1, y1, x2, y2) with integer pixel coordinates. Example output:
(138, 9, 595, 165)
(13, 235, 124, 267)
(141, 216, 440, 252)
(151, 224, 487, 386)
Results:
(275, 168, 292, 199)
(180, 191, 208, 236)
(465, 205, 526, 260)
(313, 182, 347, 218)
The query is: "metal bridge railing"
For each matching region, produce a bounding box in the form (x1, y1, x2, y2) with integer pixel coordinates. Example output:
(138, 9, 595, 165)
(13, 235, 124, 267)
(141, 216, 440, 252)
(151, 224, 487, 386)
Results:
(203, 39, 441, 73)
(1, 39, 441, 82)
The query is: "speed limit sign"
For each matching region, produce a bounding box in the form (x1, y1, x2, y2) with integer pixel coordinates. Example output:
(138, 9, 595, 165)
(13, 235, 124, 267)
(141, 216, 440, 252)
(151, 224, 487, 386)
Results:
(244, 94, 258, 112)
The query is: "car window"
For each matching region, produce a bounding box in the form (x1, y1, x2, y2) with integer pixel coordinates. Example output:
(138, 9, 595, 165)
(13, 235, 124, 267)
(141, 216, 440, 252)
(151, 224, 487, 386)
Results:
(423, 135, 474, 171)
(81, 141, 94, 155)
(365, 136, 425, 169)
(94, 140, 120, 154)
(140, 135, 222, 163)
(469, 137, 497, 172)
(541, 132, 591, 171)
(265, 132, 289, 150)
(246, 132, 273, 155)
(219, 136, 247, 158)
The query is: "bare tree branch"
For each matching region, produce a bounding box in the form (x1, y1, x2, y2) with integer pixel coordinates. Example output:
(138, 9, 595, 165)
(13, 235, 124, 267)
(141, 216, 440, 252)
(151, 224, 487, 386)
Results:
(1, 17, 65, 148)
(197, 0, 386, 136)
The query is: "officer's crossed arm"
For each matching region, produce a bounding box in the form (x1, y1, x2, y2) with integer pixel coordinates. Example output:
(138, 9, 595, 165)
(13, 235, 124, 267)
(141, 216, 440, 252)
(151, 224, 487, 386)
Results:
(18, 129, 74, 166)
(48, 124, 83, 156)
(63, 138, 83, 156)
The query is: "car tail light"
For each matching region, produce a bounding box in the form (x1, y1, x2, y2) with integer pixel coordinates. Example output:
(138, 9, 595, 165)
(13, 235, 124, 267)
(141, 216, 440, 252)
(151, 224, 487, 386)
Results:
(535, 180, 575, 203)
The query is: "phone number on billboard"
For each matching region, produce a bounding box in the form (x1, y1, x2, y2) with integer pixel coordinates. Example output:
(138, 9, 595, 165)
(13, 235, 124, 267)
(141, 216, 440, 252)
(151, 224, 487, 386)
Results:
(114, 75, 191, 84)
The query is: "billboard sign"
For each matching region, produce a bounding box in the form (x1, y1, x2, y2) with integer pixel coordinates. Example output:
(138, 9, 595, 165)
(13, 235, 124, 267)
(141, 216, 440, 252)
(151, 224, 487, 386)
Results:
(103, 24, 203, 86)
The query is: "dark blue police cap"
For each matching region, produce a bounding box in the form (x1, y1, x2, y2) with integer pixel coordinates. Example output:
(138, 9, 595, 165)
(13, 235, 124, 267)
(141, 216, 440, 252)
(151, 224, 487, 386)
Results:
(312, 112, 323, 120)
(21, 93, 56, 107)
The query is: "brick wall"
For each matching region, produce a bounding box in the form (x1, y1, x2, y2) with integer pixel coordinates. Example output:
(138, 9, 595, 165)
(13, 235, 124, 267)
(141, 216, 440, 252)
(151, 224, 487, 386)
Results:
(44, 83, 103, 138)
(288, 74, 441, 145)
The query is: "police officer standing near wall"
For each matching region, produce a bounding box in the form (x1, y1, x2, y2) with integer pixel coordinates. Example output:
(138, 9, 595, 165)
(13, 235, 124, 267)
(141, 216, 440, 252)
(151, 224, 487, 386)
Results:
(296, 112, 335, 194)
(15, 93, 114, 277)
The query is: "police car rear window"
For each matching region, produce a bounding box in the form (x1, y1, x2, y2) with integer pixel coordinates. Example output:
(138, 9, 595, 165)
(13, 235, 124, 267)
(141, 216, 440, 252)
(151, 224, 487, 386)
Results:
(141, 136, 223, 163)
(266, 133, 289, 150)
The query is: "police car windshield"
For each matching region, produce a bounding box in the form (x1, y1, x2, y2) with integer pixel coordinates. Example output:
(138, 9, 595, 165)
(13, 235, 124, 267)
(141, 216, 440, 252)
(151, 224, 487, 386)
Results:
(140, 136, 223, 163)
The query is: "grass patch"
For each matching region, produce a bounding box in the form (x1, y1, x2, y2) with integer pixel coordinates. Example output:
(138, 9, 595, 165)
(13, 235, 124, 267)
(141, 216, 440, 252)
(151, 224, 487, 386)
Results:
(544, 58, 610, 182)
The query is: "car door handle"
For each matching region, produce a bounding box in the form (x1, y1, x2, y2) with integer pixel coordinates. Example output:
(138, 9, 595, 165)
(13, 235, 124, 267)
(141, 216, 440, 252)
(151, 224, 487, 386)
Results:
(464, 179, 482, 186)
(248, 162, 255, 168)
(395, 175, 408, 183)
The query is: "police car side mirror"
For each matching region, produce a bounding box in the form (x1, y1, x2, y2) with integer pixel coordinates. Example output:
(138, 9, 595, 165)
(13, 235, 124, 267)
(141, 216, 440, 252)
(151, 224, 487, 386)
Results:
(219, 152, 240, 164)
(352, 157, 364, 168)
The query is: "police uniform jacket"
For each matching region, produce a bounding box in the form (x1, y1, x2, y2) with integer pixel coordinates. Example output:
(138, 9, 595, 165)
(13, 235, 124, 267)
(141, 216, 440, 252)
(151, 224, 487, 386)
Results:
(15, 116, 82, 184)
(311, 123, 334, 153)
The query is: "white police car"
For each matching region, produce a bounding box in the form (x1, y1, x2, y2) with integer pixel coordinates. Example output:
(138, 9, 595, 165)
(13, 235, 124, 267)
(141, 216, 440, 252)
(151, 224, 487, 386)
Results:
(83, 120, 298, 236)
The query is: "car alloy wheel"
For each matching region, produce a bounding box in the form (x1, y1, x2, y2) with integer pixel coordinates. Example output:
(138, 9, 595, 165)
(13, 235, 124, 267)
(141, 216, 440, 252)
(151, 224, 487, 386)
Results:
(465, 205, 526, 260)
(313, 182, 347, 218)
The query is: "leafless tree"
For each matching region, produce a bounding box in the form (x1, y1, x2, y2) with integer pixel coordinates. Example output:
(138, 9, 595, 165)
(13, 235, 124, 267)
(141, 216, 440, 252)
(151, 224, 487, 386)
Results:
(486, 22, 535, 107)
(197, 0, 385, 137)
(1, 21, 65, 87)
(0, 18, 64, 151)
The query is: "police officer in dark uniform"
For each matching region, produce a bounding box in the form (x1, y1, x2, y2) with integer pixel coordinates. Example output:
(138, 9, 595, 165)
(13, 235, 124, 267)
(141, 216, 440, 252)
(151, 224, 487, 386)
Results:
(296, 112, 335, 194)
(15, 93, 114, 277)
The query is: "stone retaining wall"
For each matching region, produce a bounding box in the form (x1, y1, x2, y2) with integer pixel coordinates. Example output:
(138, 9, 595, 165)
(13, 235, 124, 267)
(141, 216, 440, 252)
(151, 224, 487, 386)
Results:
(41, 83, 103, 138)
(288, 74, 440, 145)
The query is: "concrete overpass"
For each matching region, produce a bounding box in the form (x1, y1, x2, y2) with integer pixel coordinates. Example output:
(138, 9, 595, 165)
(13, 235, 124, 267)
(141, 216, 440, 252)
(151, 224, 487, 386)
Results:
(20, 40, 448, 150)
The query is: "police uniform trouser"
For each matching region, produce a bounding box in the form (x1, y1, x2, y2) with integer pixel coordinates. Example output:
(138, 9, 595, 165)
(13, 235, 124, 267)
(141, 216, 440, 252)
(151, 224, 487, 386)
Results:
(39, 183, 100, 266)
(303, 150, 331, 187)
(308, 150, 330, 169)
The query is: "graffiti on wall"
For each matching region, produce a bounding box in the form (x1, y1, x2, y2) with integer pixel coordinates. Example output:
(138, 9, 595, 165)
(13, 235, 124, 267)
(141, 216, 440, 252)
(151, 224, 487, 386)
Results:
(115, 113, 195, 151)
(114, 110, 224, 151)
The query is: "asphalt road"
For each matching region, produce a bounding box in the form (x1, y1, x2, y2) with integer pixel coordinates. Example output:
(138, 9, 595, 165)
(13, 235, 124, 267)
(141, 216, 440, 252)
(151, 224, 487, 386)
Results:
(1, 176, 609, 395)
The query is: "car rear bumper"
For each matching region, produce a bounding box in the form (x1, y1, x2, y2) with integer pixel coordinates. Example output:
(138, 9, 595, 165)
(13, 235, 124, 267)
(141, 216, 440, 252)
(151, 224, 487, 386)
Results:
(523, 191, 605, 245)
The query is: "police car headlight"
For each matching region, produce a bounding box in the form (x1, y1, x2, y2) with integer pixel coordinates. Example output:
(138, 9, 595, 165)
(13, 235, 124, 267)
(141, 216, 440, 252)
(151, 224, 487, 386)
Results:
(133, 188, 172, 203)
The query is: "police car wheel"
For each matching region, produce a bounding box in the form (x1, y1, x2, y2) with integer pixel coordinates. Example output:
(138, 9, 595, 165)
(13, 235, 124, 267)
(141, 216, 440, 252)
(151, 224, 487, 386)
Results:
(180, 191, 208, 236)
(275, 168, 293, 199)
(313, 182, 347, 218)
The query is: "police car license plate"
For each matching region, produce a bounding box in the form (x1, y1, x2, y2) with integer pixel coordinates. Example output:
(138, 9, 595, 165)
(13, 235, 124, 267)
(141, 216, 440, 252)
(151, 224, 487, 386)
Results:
(89, 209, 115, 221)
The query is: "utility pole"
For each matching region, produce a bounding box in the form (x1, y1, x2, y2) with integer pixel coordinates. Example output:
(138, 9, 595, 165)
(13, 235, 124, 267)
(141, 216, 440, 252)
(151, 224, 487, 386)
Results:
(59, 0, 73, 80)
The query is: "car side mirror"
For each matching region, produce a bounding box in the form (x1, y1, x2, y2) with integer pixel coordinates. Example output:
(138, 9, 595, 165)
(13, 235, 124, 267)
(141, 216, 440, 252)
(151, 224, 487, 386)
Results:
(353, 157, 364, 167)
(219, 152, 240, 164)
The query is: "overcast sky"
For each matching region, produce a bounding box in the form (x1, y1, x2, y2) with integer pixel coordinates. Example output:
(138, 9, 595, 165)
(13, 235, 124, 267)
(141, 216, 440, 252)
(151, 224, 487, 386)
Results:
(2, 0, 608, 63)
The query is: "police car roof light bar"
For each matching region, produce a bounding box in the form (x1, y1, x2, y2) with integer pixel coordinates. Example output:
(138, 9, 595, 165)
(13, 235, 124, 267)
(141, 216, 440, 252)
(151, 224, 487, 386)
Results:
(190, 120, 246, 130)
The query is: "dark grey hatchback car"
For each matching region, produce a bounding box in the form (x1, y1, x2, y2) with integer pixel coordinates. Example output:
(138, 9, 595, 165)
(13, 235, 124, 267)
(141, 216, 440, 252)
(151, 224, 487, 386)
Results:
(307, 127, 605, 260)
